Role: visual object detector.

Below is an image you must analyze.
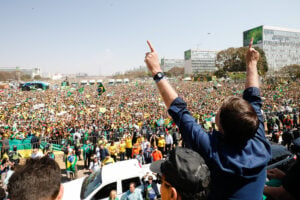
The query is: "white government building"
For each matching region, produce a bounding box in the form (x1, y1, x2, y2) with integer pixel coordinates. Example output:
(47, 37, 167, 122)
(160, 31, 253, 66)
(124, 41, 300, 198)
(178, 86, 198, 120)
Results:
(243, 25, 300, 71)
(184, 49, 218, 75)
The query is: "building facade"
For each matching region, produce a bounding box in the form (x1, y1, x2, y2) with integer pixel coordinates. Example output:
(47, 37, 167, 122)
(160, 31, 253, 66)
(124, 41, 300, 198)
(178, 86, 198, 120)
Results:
(243, 25, 300, 71)
(184, 50, 217, 74)
(0, 67, 40, 78)
(161, 58, 184, 72)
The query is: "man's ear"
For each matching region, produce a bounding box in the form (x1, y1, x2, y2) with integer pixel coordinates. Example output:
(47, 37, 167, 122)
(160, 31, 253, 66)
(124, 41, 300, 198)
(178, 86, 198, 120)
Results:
(55, 185, 64, 200)
(170, 187, 178, 200)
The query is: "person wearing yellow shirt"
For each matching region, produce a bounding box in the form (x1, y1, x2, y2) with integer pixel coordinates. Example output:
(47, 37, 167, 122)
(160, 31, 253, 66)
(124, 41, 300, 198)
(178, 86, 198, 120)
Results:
(125, 134, 133, 159)
(136, 134, 144, 144)
(108, 141, 118, 162)
(157, 135, 166, 156)
(102, 155, 115, 166)
(119, 139, 126, 161)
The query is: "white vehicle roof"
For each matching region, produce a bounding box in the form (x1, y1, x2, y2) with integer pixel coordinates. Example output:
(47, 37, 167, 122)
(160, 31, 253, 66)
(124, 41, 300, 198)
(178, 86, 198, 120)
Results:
(101, 159, 143, 183)
(81, 80, 88, 83)
(89, 80, 95, 82)
(97, 79, 103, 83)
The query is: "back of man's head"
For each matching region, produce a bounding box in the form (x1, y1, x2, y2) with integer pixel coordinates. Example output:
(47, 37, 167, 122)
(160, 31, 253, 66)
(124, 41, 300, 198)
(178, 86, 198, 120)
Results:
(219, 96, 259, 147)
(8, 156, 63, 200)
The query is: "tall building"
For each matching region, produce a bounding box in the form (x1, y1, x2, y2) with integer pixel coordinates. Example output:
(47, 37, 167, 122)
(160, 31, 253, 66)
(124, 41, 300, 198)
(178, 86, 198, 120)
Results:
(243, 25, 300, 71)
(161, 58, 184, 72)
(184, 50, 217, 74)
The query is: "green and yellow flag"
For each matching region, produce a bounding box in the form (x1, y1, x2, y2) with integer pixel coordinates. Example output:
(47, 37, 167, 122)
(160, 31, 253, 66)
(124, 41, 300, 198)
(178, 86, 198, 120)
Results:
(97, 83, 106, 96)
(66, 154, 78, 173)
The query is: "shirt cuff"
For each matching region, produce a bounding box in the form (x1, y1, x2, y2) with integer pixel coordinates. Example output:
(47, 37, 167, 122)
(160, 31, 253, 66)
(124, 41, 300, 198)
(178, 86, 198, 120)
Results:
(243, 87, 261, 101)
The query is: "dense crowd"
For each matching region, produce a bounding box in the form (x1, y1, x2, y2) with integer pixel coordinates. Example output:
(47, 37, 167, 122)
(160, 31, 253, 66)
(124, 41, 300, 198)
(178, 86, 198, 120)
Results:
(0, 76, 299, 199)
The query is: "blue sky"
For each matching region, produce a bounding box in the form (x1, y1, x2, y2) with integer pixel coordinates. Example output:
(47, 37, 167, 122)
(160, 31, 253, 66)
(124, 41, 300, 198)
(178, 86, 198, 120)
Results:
(0, 0, 300, 75)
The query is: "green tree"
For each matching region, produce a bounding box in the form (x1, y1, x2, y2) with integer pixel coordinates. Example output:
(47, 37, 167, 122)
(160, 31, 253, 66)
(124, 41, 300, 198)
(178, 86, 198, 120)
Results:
(166, 67, 184, 77)
(216, 47, 268, 76)
(21, 74, 32, 81)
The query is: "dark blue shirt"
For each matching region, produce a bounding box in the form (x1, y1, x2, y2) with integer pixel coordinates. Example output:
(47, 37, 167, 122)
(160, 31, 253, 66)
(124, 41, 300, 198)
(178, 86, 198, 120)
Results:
(168, 87, 271, 200)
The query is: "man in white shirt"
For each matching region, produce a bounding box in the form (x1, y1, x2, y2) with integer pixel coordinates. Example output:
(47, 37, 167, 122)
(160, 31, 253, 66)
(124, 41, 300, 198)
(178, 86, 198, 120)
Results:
(165, 131, 173, 155)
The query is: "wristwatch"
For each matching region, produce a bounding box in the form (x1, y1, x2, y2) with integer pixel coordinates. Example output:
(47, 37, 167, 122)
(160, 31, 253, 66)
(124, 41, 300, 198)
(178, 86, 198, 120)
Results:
(153, 72, 165, 83)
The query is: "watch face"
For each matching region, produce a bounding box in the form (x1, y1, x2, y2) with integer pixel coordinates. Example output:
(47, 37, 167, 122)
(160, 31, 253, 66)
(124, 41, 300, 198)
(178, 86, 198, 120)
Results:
(158, 73, 163, 78)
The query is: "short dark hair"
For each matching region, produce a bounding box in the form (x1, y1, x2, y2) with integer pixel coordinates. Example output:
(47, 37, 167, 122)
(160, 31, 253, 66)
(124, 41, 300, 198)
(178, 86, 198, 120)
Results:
(220, 96, 259, 147)
(8, 156, 61, 200)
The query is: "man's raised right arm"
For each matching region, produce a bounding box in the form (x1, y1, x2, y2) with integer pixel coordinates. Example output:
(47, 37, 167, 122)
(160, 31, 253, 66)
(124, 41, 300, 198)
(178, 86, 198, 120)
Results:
(144, 41, 211, 157)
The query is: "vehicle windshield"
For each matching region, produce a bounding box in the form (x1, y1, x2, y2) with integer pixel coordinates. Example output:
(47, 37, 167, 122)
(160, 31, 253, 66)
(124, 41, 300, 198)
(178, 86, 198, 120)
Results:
(80, 168, 102, 199)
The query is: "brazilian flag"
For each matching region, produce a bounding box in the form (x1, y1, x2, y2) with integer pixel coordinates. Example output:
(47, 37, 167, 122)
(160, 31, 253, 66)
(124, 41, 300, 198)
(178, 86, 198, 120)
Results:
(66, 154, 78, 173)
(97, 83, 106, 96)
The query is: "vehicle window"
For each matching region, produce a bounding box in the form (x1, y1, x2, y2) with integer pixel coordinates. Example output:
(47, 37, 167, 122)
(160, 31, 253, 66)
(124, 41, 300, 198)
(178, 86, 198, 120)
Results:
(80, 168, 102, 199)
(121, 177, 141, 193)
(92, 182, 117, 200)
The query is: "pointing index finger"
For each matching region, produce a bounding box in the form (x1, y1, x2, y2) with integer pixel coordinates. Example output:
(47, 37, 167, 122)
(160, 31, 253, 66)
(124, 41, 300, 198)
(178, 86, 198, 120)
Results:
(147, 40, 155, 52)
(249, 37, 253, 49)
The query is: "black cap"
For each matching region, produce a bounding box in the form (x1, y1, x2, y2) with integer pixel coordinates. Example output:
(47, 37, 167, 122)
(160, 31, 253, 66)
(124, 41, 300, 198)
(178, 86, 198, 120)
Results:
(150, 147, 210, 194)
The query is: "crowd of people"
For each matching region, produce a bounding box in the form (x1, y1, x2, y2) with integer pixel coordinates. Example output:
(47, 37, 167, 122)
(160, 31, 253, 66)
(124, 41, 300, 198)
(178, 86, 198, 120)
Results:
(0, 42, 299, 199)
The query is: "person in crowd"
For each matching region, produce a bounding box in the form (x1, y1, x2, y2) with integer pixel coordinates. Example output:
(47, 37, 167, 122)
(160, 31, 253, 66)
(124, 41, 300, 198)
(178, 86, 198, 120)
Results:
(45, 145, 55, 159)
(2, 136, 9, 158)
(89, 155, 101, 173)
(66, 149, 78, 180)
(95, 144, 101, 161)
(151, 146, 162, 162)
(62, 144, 71, 162)
(157, 135, 165, 156)
(102, 154, 115, 166)
(141, 138, 150, 153)
(125, 134, 133, 159)
(99, 143, 109, 162)
(136, 150, 144, 165)
(0, 158, 10, 186)
(9, 145, 21, 165)
(83, 140, 92, 169)
(145, 40, 271, 199)
(121, 182, 143, 200)
(264, 160, 300, 200)
(3, 164, 14, 190)
(165, 131, 173, 155)
(109, 190, 119, 200)
(143, 143, 153, 164)
(74, 135, 81, 160)
(109, 141, 118, 162)
(7, 156, 64, 200)
(119, 139, 126, 161)
(150, 147, 210, 200)
(132, 142, 140, 158)
(171, 128, 180, 148)
(142, 172, 160, 200)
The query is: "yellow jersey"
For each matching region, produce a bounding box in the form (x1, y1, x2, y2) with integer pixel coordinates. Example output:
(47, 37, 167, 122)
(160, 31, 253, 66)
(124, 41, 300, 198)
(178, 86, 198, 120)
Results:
(126, 138, 132, 148)
(109, 145, 117, 155)
(157, 138, 165, 148)
(119, 143, 126, 153)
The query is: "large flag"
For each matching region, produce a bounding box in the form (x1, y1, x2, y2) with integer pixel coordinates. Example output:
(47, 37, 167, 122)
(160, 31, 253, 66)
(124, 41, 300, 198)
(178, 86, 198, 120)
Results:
(97, 83, 106, 96)
(66, 154, 78, 173)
